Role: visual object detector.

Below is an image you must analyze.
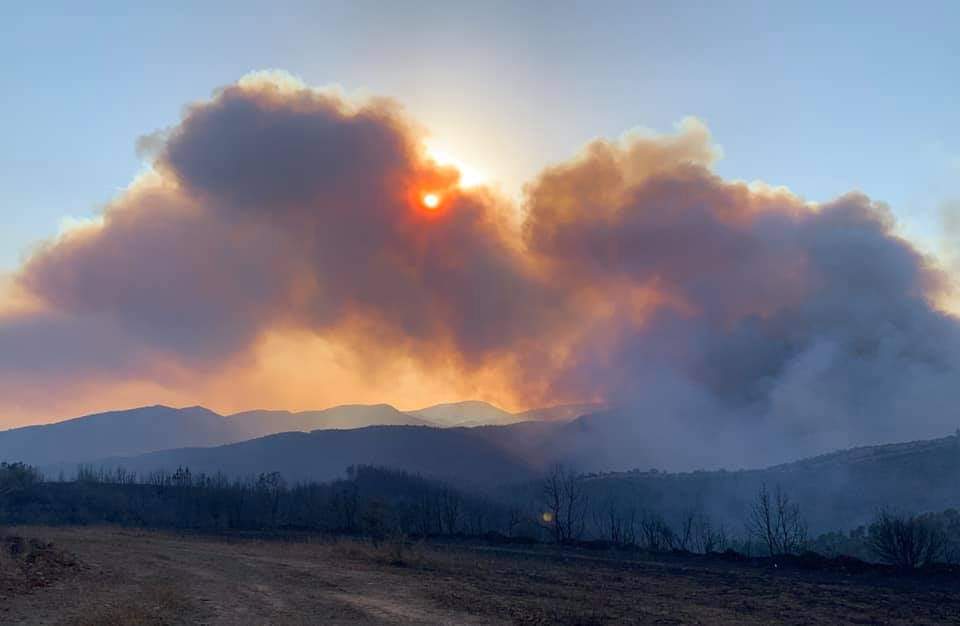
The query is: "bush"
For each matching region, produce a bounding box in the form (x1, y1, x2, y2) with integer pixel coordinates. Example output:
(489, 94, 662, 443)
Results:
(867, 510, 946, 569)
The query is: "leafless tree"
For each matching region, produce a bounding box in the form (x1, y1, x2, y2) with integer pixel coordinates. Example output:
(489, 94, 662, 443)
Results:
(412, 491, 436, 536)
(541, 465, 588, 543)
(867, 510, 946, 569)
(438, 486, 462, 535)
(593, 497, 629, 544)
(690, 513, 727, 554)
(622, 507, 638, 546)
(746, 484, 807, 556)
(639, 511, 675, 552)
(676, 510, 696, 552)
(676, 510, 725, 554)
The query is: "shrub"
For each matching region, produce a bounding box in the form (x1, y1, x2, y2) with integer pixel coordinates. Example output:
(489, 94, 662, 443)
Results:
(866, 510, 946, 569)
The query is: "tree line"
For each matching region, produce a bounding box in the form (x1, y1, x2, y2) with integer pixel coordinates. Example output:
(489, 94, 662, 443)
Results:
(1, 460, 957, 569)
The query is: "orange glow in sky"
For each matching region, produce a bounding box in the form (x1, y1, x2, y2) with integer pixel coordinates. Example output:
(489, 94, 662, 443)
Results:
(424, 141, 487, 188)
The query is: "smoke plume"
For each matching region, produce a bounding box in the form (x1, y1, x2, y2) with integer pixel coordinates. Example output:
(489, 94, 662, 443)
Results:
(2, 74, 959, 468)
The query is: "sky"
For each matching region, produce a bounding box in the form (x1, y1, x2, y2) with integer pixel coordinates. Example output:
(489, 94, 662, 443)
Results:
(4, 1, 958, 270)
(2, 1, 960, 436)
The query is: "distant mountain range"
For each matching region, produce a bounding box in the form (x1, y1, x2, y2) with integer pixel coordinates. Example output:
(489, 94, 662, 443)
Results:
(6, 401, 959, 530)
(0, 401, 597, 468)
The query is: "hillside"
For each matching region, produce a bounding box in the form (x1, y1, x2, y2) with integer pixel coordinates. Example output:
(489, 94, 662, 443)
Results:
(408, 401, 595, 427)
(514, 403, 604, 422)
(546, 433, 960, 533)
(72, 425, 540, 486)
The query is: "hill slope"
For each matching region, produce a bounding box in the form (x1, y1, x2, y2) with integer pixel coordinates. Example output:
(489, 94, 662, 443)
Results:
(80, 425, 539, 486)
(544, 433, 960, 533)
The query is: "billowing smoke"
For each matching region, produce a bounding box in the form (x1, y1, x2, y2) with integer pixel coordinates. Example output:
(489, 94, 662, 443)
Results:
(524, 142, 960, 467)
(0, 75, 564, 422)
(2, 74, 959, 468)
(525, 125, 960, 466)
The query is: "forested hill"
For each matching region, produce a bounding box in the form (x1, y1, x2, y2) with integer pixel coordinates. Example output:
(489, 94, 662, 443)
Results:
(550, 433, 960, 533)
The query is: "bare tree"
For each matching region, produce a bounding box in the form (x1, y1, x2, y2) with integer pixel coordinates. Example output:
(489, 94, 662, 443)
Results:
(867, 510, 946, 569)
(675, 510, 727, 554)
(691, 513, 727, 554)
(438, 486, 462, 535)
(746, 484, 807, 556)
(622, 507, 638, 546)
(593, 497, 629, 544)
(541, 465, 588, 543)
(639, 511, 675, 552)
(505, 506, 523, 538)
(412, 490, 436, 537)
(676, 510, 696, 552)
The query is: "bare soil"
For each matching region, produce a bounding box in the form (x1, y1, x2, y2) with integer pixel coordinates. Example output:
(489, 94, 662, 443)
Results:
(1, 526, 959, 624)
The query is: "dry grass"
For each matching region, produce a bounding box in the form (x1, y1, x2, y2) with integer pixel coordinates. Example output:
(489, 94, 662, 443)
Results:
(2, 526, 959, 625)
(61, 578, 194, 626)
(330, 531, 429, 568)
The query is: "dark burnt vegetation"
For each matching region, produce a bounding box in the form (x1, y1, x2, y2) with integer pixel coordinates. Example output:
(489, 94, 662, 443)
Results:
(1, 461, 959, 579)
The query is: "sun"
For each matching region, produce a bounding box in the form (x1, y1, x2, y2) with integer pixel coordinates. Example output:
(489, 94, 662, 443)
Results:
(422, 192, 440, 210)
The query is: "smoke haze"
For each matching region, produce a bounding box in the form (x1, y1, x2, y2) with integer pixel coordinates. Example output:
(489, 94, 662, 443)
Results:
(2, 73, 959, 468)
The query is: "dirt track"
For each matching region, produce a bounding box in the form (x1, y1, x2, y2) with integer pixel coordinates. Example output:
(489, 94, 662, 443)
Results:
(2, 526, 959, 624)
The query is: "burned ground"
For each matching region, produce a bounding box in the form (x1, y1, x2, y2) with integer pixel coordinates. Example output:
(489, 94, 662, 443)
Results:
(1, 527, 958, 625)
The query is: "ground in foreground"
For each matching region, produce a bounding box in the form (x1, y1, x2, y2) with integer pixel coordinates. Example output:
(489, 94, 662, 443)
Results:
(1, 527, 958, 625)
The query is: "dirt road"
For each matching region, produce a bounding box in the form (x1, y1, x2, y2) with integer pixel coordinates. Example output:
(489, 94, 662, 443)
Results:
(2, 527, 958, 624)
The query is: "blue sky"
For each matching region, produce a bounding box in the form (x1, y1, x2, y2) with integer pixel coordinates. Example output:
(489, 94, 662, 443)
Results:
(3, 1, 958, 270)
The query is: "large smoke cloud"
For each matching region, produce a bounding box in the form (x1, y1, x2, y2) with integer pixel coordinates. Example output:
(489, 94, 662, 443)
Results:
(2, 74, 959, 467)
(515, 125, 960, 467)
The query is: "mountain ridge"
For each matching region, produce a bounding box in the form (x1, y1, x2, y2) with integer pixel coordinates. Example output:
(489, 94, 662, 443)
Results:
(0, 400, 589, 467)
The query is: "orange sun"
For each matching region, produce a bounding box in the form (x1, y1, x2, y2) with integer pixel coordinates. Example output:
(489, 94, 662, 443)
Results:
(422, 192, 440, 210)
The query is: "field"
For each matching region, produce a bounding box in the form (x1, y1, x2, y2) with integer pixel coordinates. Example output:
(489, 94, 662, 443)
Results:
(2, 527, 959, 625)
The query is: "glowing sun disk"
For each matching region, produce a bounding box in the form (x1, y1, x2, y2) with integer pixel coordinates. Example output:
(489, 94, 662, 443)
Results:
(422, 192, 440, 209)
